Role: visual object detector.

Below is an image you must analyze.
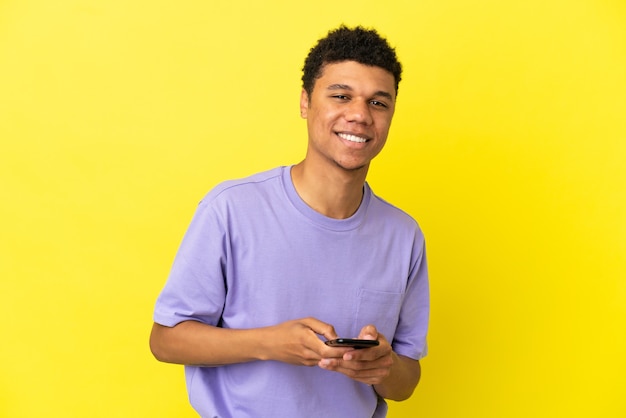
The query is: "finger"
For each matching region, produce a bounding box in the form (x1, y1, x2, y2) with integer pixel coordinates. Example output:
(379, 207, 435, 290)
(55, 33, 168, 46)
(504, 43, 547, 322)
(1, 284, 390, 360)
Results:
(321, 359, 390, 384)
(329, 352, 390, 370)
(357, 324, 378, 340)
(343, 338, 391, 362)
(300, 317, 338, 340)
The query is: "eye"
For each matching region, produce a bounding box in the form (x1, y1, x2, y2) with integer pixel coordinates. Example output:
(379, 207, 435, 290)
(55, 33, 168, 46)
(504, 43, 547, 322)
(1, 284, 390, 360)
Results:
(332, 95, 350, 100)
(370, 100, 388, 108)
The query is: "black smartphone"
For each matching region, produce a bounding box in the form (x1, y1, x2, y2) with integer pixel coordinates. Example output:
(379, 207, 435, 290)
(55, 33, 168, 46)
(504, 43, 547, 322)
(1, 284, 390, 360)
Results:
(325, 338, 380, 349)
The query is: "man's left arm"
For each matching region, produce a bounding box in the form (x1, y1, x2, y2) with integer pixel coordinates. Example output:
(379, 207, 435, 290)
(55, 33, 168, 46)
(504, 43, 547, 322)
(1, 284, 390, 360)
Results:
(373, 350, 421, 401)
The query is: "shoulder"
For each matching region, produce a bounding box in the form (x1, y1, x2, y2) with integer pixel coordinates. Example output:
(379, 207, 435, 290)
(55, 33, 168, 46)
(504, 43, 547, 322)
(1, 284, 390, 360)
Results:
(201, 166, 285, 205)
(365, 189, 426, 250)
(184, 167, 286, 231)
(369, 189, 420, 228)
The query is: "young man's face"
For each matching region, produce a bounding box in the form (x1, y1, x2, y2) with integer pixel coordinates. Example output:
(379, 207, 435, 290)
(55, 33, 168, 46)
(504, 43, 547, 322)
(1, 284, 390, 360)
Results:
(300, 60, 396, 173)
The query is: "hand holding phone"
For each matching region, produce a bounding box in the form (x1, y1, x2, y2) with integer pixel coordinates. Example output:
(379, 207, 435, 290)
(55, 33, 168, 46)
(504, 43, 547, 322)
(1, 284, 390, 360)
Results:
(325, 338, 379, 349)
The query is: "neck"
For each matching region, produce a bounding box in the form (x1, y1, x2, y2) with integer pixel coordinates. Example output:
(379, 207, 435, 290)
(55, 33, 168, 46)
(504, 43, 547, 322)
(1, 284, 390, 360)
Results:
(291, 160, 368, 219)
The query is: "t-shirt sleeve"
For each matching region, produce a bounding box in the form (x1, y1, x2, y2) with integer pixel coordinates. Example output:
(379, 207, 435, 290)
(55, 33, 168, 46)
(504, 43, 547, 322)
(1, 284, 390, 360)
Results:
(153, 198, 227, 328)
(392, 237, 430, 360)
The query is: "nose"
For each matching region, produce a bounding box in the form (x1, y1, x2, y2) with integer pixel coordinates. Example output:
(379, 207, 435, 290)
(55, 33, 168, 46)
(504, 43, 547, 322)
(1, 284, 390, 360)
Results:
(344, 99, 373, 125)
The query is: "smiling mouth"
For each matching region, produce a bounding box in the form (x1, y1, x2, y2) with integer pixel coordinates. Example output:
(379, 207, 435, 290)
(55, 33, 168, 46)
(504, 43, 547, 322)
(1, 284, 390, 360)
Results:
(337, 133, 368, 143)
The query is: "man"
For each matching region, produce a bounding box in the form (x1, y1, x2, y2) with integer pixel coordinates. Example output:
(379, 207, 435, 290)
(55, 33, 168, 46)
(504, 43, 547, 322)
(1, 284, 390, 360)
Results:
(150, 25, 430, 417)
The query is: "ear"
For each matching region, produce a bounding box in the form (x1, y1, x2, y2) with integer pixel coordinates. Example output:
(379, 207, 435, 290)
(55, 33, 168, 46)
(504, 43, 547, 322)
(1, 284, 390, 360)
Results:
(299, 89, 309, 118)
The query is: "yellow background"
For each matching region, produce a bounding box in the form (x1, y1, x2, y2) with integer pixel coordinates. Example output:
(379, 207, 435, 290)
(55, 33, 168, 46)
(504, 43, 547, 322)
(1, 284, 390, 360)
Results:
(1, 0, 625, 416)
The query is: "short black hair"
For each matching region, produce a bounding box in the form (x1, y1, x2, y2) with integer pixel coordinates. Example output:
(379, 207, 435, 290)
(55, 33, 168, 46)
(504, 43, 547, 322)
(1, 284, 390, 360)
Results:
(301, 25, 402, 96)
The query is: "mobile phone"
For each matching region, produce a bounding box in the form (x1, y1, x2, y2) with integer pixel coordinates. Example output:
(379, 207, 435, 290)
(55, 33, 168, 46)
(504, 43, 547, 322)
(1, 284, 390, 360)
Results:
(325, 338, 380, 349)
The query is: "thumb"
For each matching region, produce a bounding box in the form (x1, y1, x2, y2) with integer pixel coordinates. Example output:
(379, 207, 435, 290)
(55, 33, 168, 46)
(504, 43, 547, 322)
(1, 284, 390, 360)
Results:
(358, 324, 378, 340)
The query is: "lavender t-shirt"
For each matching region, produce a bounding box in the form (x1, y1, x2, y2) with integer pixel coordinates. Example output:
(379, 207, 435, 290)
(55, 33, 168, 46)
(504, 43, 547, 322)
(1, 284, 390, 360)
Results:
(154, 166, 429, 418)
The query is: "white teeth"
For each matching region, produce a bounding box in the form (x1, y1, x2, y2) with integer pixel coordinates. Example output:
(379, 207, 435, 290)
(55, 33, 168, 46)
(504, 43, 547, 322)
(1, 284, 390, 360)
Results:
(338, 133, 367, 143)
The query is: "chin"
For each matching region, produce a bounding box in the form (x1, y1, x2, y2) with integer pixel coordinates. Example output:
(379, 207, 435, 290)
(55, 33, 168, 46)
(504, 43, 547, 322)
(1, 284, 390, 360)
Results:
(334, 160, 369, 172)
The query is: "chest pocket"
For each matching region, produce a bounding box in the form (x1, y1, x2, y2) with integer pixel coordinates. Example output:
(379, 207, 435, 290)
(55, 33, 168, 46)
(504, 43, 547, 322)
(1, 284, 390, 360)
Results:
(353, 289, 403, 339)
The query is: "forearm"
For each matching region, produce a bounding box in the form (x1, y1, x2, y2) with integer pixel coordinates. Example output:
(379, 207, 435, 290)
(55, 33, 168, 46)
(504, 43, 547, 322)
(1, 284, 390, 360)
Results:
(374, 353, 421, 401)
(150, 321, 267, 366)
(150, 317, 340, 367)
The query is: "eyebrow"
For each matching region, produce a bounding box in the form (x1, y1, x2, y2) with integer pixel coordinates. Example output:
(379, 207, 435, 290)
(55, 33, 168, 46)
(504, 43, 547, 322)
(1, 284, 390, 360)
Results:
(327, 84, 394, 101)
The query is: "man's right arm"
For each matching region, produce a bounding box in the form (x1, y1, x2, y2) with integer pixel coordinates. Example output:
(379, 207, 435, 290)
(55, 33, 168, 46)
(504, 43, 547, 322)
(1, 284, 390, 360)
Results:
(149, 318, 345, 367)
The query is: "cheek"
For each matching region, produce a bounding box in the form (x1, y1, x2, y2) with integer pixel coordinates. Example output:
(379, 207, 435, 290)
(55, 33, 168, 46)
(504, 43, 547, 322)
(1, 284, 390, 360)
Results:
(375, 118, 393, 137)
(310, 110, 339, 130)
